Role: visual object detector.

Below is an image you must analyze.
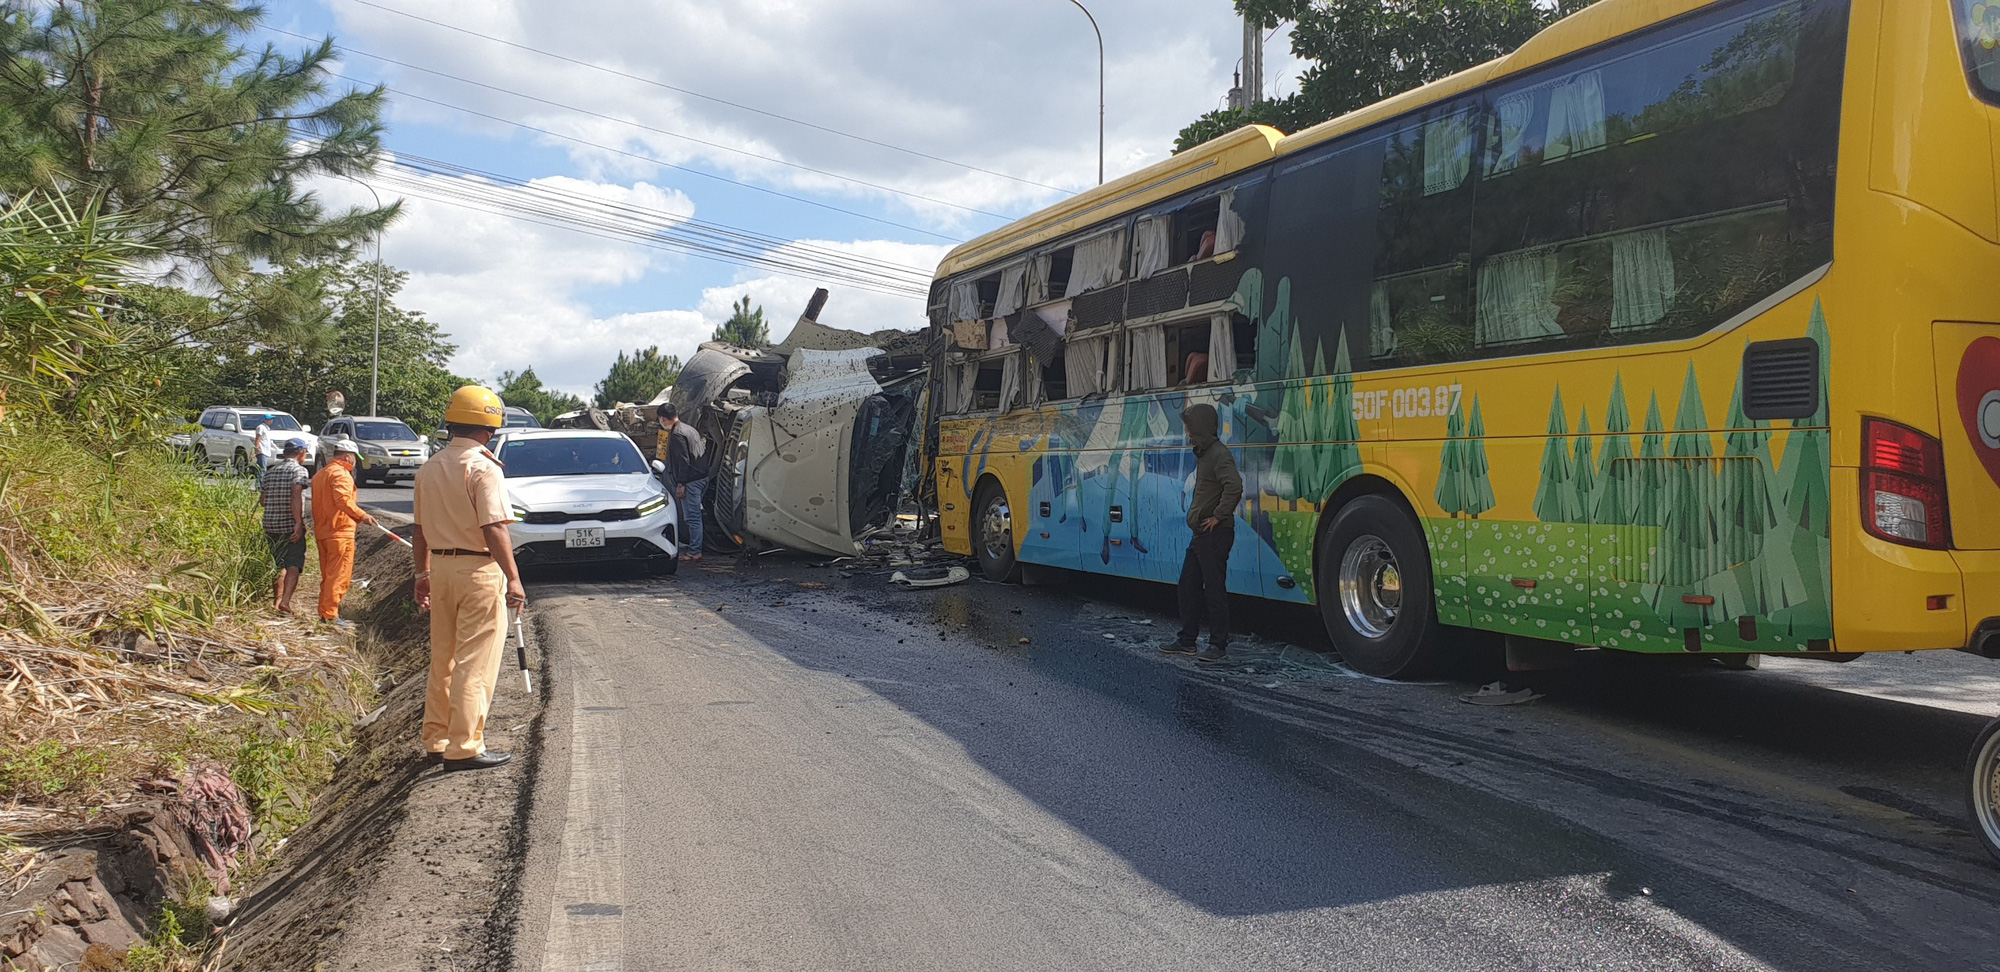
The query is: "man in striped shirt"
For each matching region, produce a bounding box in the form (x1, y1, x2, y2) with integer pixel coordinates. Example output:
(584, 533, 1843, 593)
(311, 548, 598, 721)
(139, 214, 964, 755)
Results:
(259, 440, 311, 615)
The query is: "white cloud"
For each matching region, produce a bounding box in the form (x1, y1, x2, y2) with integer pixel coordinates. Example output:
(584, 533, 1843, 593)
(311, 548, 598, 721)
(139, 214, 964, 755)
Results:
(315, 175, 947, 399)
(323, 0, 1281, 228)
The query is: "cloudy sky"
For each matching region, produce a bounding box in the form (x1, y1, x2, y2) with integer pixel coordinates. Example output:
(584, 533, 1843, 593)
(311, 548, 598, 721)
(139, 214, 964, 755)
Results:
(277, 0, 1301, 398)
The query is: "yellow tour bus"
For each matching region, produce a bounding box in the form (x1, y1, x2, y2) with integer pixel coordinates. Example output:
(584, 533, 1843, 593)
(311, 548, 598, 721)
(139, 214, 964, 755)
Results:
(925, 0, 2000, 680)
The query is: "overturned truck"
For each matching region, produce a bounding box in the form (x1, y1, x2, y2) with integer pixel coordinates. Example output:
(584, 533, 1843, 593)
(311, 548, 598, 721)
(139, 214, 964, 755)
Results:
(673, 290, 926, 559)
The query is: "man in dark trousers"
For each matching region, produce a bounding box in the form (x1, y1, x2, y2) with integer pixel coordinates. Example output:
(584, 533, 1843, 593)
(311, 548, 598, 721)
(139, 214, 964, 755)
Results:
(1162, 402, 1242, 664)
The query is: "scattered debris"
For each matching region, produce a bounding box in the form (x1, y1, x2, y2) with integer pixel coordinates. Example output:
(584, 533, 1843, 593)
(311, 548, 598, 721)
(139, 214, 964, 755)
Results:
(890, 566, 971, 588)
(1459, 682, 1545, 706)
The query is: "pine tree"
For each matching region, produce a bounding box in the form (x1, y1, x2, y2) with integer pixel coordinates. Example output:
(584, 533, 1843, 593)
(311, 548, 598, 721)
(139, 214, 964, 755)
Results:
(1533, 387, 1575, 522)
(1274, 321, 1310, 500)
(1464, 395, 1496, 517)
(1436, 400, 1468, 516)
(1324, 332, 1363, 496)
(1571, 407, 1596, 521)
(1594, 375, 1635, 524)
(1636, 392, 1668, 527)
(1655, 364, 1719, 627)
(1769, 301, 1834, 636)
(712, 295, 770, 347)
(1717, 370, 1779, 620)
(0, 0, 391, 284)
(594, 346, 683, 408)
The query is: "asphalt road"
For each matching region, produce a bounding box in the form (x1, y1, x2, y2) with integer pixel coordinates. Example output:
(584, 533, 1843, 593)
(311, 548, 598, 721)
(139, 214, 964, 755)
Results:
(353, 484, 2000, 970)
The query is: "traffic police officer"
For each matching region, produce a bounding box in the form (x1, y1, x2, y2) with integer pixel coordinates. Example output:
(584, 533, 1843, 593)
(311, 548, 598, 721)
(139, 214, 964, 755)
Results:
(412, 385, 525, 770)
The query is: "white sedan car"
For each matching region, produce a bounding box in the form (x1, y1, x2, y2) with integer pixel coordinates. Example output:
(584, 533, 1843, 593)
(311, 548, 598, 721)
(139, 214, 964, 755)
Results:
(490, 429, 679, 574)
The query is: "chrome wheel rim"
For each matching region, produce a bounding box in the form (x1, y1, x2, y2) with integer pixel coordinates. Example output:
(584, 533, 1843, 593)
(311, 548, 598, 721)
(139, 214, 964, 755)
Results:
(1338, 535, 1401, 639)
(979, 494, 1012, 562)
(1973, 727, 2000, 855)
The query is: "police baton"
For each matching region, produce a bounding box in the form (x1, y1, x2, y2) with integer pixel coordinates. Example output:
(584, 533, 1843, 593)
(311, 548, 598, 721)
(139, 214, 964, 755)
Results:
(513, 608, 532, 694)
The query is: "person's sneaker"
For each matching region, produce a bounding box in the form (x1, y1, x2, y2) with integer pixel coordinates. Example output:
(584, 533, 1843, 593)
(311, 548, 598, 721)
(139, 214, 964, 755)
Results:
(1158, 641, 1199, 656)
(1195, 645, 1230, 664)
(323, 618, 355, 630)
(441, 751, 512, 771)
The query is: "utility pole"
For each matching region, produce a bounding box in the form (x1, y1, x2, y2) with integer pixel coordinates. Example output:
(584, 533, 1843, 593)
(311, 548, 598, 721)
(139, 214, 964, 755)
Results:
(1240, 16, 1264, 110)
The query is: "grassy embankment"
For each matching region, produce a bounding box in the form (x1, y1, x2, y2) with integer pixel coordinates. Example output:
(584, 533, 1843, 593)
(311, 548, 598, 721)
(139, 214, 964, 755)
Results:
(0, 426, 379, 964)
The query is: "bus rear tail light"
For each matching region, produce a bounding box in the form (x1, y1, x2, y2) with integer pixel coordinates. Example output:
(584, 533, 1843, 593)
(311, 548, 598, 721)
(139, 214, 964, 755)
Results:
(1861, 418, 1951, 549)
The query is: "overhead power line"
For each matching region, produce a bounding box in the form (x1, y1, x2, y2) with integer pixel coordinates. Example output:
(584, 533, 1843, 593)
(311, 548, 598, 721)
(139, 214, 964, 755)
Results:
(264, 25, 1017, 221)
(343, 0, 1065, 193)
(344, 150, 936, 298)
(324, 74, 965, 243)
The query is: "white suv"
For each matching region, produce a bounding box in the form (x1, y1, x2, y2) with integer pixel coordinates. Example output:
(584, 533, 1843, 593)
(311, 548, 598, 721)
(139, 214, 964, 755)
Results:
(191, 407, 318, 473)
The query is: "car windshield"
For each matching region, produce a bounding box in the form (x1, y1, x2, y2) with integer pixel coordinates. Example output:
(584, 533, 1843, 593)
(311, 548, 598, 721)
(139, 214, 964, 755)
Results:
(355, 420, 417, 441)
(503, 410, 540, 428)
(245, 413, 301, 431)
(497, 436, 645, 478)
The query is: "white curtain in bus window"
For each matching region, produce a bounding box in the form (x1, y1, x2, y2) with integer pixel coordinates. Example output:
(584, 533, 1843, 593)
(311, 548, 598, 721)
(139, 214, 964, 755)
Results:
(1132, 217, 1171, 278)
(1064, 229, 1127, 297)
(1610, 228, 1676, 332)
(1213, 189, 1245, 254)
(1027, 253, 1052, 304)
(952, 359, 979, 412)
(1474, 248, 1562, 346)
(1126, 325, 1168, 390)
(1208, 314, 1235, 380)
(1486, 91, 1535, 176)
(948, 279, 980, 322)
(1369, 283, 1399, 358)
(1066, 333, 1106, 397)
(993, 263, 1028, 319)
(1542, 70, 1606, 162)
(1421, 113, 1474, 195)
(997, 354, 1022, 412)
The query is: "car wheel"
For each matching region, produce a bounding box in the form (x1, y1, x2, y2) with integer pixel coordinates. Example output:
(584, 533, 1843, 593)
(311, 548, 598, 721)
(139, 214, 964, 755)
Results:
(232, 449, 253, 477)
(1315, 494, 1444, 679)
(972, 479, 1021, 583)
(192, 445, 209, 467)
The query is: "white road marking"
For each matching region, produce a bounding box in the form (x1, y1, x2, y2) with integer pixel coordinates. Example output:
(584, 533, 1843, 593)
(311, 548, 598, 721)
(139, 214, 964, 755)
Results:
(540, 645, 626, 972)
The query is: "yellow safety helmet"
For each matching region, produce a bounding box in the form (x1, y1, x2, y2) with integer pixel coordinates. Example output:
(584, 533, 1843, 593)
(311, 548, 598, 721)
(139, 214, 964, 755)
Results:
(444, 385, 506, 428)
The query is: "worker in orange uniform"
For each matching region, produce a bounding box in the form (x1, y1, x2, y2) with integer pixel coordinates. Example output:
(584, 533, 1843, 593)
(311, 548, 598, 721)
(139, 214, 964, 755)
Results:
(310, 435, 377, 628)
(411, 385, 525, 770)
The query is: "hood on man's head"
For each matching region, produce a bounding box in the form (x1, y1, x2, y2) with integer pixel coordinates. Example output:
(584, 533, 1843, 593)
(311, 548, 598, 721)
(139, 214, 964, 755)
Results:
(1182, 403, 1219, 444)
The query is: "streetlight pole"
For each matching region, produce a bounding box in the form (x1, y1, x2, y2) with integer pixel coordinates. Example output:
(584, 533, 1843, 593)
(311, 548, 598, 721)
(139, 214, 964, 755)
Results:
(1064, 0, 1104, 185)
(351, 180, 386, 417)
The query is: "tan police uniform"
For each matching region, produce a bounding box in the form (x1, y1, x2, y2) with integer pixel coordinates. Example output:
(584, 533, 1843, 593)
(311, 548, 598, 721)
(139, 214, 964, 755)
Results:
(412, 438, 513, 759)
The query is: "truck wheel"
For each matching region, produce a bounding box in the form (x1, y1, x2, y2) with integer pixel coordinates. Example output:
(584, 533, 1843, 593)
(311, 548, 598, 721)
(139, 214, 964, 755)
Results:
(1316, 494, 1444, 679)
(1966, 717, 2000, 866)
(973, 480, 1021, 583)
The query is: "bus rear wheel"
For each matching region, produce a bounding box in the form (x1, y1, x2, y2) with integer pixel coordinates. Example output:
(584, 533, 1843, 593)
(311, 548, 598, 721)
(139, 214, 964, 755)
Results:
(973, 480, 1020, 583)
(1966, 717, 2000, 866)
(1316, 494, 1444, 679)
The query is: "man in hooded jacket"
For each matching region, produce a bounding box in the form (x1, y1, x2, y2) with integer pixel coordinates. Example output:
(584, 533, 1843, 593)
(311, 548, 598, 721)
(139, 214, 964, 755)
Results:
(1162, 402, 1242, 663)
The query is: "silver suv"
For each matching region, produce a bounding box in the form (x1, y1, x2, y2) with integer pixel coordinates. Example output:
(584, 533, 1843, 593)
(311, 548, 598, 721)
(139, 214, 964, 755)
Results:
(191, 406, 318, 473)
(319, 415, 430, 485)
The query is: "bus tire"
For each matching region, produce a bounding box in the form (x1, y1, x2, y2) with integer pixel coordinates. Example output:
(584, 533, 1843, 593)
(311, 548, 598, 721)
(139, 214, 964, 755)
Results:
(1316, 494, 1444, 679)
(972, 479, 1021, 583)
(1965, 717, 2000, 866)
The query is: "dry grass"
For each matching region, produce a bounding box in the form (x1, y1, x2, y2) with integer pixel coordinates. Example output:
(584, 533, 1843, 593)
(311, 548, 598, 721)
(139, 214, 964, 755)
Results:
(0, 427, 374, 844)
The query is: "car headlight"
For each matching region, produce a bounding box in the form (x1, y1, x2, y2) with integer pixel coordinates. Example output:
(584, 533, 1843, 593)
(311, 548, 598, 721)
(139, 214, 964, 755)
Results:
(510, 504, 529, 520)
(636, 496, 668, 517)
(361, 443, 387, 456)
